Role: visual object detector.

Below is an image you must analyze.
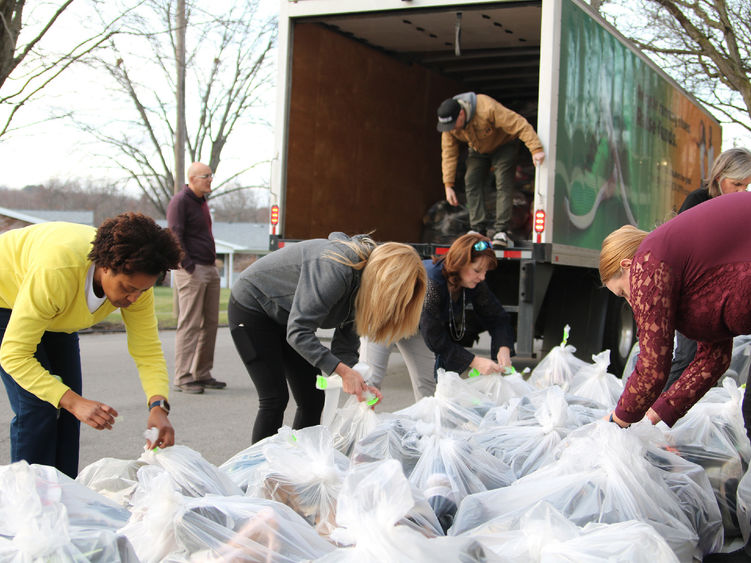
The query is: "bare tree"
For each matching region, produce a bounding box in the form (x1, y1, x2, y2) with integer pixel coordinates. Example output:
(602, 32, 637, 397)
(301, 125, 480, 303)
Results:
(602, 0, 751, 135)
(77, 0, 276, 215)
(0, 0, 129, 139)
(0, 177, 159, 224)
(208, 184, 269, 222)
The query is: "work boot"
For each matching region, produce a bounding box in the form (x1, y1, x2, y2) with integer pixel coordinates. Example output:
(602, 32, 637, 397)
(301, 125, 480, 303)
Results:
(175, 382, 204, 394)
(199, 378, 227, 389)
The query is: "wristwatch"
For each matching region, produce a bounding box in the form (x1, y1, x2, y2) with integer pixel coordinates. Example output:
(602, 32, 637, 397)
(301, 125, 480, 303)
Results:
(148, 399, 170, 415)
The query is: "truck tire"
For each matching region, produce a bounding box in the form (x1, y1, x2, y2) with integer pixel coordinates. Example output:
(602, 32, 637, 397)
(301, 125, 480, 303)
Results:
(603, 294, 636, 376)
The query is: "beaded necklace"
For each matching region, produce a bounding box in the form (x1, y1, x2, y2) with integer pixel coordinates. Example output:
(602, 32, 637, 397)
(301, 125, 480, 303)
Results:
(448, 288, 466, 341)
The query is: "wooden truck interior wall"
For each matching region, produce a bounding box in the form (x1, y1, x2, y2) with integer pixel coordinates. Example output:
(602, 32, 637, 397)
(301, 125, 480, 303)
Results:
(285, 22, 462, 242)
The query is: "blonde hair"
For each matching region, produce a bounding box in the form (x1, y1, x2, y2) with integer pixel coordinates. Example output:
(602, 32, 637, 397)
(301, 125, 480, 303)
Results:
(599, 225, 648, 283)
(355, 243, 426, 344)
(706, 147, 751, 197)
(323, 234, 377, 269)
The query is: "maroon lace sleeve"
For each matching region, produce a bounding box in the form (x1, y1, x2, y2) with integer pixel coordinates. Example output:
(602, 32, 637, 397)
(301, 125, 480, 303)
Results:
(615, 253, 678, 423)
(652, 339, 732, 425)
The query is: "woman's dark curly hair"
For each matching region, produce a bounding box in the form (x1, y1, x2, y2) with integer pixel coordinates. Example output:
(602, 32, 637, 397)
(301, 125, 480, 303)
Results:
(88, 212, 182, 276)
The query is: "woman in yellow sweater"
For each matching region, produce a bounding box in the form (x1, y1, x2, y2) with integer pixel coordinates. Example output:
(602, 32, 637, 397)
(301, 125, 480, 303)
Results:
(0, 213, 181, 477)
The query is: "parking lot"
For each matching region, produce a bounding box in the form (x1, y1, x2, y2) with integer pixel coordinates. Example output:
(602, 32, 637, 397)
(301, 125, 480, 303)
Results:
(0, 327, 519, 471)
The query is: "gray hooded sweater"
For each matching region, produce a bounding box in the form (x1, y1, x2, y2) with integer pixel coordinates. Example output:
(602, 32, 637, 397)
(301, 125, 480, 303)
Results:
(230, 232, 373, 375)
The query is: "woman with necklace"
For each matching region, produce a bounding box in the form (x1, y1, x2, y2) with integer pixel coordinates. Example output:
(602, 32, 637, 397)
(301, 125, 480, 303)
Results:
(362, 233, 514, 398)
(422, 232, 514, 375)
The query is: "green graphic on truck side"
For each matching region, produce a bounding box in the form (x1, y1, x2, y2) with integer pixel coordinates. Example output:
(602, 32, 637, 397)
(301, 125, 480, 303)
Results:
(553, 0, 721, 250)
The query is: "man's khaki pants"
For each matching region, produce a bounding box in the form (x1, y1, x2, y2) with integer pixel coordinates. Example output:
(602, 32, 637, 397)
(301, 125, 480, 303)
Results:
(173, 264, 220, 385)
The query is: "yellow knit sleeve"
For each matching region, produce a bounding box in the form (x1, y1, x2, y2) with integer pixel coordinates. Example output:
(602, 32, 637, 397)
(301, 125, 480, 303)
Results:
(0, 267, 78, 406)
(121, 288, 170, 403)
(441, 132, 461, 186)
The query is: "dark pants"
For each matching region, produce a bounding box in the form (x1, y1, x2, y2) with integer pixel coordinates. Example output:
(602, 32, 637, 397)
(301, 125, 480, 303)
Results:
(464, 140, 519, 233)
(0, 308, 82, 478)
(228, 297, 324, 443)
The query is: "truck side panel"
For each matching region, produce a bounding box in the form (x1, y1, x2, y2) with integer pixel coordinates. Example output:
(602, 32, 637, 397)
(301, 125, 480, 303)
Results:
(285, 23, 462, 241)
(550, 0, 721, 250)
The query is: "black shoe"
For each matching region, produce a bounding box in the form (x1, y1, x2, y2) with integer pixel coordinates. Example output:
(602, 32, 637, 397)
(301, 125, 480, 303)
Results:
(175, 382, 204, 394)
(199, 378, 227, 389)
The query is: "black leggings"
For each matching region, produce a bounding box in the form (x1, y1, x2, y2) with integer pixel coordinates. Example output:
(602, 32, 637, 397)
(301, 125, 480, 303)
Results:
(228, 297, 324, 443)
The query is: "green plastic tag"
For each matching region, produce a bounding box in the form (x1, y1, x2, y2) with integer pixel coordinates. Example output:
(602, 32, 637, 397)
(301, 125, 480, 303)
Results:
(469, 368, 480, 378)
(315, 375, 328, 390)
(561, 324, 570, 347)
(366, 396, 379, 406)
(503, 366, 517, 376)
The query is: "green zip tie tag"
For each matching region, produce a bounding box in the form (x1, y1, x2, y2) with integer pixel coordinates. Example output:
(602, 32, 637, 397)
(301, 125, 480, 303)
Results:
(561, 324, 570, 346)
(366, 396, 379, 406)
(503, 366, 517, 376)
(316, 375, 328, 390)
(469, 368, 480, 378)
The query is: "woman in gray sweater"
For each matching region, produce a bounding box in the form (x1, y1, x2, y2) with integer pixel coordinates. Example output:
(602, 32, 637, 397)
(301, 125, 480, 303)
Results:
(229, 233, 426, 442)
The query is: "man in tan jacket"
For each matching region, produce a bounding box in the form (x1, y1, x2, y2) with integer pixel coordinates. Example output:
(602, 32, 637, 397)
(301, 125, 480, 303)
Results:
(437, 92, 545, 248)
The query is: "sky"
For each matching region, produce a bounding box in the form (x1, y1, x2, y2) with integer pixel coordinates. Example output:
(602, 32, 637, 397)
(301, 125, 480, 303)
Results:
(1, 1, 749, 196)
(0, 0, 279, 198)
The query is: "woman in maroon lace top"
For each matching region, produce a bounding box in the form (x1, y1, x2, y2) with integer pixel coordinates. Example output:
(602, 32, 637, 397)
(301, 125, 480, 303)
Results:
(599, 191, 751, 429)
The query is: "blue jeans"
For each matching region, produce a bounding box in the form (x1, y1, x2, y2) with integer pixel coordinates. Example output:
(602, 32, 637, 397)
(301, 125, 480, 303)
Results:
(0, 308, 82, 478)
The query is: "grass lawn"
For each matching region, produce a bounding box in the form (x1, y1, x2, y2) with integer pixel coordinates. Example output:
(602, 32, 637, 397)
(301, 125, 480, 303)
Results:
(92, 286, 231, 331)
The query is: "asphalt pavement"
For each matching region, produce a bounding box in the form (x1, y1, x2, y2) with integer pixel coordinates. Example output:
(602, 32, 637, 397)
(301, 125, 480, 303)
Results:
(0, 328, 536, 472)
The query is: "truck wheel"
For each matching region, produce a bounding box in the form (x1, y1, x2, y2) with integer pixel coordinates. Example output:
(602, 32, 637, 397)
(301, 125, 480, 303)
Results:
(604, 294, 636, 376)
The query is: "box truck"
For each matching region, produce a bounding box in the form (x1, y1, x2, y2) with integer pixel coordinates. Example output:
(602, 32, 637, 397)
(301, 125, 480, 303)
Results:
(269, 0, 722, 373)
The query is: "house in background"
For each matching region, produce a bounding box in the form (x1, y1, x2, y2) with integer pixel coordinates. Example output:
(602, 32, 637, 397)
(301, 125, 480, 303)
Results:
(0, 207, 269, 289)
(0, 206, 94, 232)
(15, 209, 95, 226)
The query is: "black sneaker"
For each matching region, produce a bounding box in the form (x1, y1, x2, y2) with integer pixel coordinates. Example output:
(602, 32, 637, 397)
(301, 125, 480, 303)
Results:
(199, 378, 227, 389)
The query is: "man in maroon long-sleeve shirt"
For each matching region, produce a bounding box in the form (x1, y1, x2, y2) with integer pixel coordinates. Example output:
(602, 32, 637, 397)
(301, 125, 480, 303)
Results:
(600, 191, 751, 428)
(167, 162, 226, 393)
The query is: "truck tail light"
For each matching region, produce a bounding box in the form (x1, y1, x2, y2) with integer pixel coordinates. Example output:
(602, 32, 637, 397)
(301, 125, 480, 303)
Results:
(270, 204, 279, 235)
(534, 209, 545, 233)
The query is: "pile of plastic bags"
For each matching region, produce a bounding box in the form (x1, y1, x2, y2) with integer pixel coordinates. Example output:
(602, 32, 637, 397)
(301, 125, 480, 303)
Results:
(2, 334, 751, 562)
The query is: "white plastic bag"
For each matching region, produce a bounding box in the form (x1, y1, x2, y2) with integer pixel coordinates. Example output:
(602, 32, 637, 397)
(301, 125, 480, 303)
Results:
(0, 461, 136, 562)
(409, 434, 515, 532)
(394, 370, 490, 434)
(666, 378, 751, 538)
(329, 394, 380, 458)
(473, 388, 572, 479)
(527, 326, 589, 391)
(76, 457, 146, 507)
(451, 421, 707, 561)
(351, 415, 425, 477)
(220, 429, 294, 492)
(120, 470, 334, 562)
(139, 444, 242, 498)
(459, 501, 678, 563)
(568, 350, 624, 408)
(738, 466, 751, 547)
(317, 460, 489, 562)
(246, 425, 350, 537)
(463, 370, 534, 406)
